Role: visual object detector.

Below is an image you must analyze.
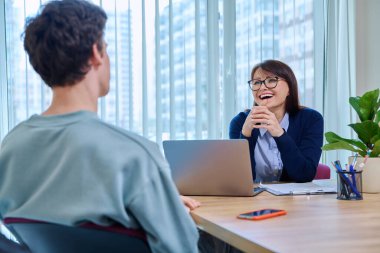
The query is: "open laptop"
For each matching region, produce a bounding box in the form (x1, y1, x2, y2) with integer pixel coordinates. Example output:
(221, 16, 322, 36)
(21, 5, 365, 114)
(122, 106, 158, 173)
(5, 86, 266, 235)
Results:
(163, 139, 254, 196)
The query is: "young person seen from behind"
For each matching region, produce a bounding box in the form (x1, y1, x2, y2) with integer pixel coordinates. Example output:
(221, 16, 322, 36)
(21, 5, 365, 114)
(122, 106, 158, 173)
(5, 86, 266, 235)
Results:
(230, 59, 324, 183)
(0, 1, 199, 252)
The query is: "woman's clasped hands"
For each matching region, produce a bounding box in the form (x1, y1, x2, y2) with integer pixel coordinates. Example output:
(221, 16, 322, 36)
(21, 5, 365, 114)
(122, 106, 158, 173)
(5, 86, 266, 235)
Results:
(242, 105, 284, 138)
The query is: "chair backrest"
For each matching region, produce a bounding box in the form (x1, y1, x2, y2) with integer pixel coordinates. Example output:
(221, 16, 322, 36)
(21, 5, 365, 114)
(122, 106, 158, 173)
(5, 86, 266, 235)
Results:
(314, 163, 331, 180)
(4, 218, 151, 253)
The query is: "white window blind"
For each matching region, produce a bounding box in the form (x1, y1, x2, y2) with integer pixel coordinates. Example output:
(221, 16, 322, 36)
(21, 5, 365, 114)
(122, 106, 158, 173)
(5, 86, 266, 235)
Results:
(0, 0, 322, 144)
(235, 0, 317, 115)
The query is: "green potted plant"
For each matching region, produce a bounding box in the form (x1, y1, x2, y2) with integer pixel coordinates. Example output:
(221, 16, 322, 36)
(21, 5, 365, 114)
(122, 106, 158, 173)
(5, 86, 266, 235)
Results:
(322, 88, 380, 193)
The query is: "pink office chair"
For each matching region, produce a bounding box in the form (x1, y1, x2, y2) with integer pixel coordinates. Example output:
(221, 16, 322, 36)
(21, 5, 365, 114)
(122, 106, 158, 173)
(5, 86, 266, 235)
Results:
(4, 217, 151, 253)
(314, 163, 331, 179)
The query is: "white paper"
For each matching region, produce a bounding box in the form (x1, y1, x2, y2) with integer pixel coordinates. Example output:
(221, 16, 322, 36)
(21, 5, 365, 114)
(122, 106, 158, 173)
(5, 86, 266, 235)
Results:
(259, 180, 337, 195)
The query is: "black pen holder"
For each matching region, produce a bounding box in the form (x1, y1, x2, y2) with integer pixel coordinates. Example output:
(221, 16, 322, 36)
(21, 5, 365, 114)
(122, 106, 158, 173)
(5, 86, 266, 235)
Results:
(336, 171, 363, 200)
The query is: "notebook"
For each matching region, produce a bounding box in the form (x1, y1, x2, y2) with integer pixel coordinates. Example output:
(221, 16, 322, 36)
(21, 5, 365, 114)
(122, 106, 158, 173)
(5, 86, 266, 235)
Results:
(163, 139, 254, 196)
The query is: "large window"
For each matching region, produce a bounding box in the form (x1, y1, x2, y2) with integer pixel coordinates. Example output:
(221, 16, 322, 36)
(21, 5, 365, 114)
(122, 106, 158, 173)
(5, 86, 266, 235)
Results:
(0, 0, 320, 143)
(235, 0, 315, 113)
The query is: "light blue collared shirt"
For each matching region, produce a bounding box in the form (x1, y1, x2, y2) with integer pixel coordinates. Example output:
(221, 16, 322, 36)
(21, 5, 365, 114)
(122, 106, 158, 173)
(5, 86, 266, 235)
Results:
(254, 113, 289, 183)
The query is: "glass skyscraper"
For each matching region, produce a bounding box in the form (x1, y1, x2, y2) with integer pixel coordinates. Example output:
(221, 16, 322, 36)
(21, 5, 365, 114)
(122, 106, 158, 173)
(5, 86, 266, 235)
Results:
(2, 0, 315, 141)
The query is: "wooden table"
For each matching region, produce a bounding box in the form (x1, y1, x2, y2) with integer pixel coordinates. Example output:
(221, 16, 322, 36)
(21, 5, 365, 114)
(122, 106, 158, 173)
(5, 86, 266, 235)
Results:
(190, 192, 380, 253)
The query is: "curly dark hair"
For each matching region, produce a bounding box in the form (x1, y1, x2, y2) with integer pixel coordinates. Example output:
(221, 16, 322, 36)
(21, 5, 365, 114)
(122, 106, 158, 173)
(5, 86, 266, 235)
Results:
(23, 0, 107, 87)
(251, 59, 302, 115)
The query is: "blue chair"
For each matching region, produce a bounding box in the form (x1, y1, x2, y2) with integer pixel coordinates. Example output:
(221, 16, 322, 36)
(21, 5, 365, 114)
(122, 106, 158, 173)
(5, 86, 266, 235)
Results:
(0, 232, 30, 253)
(4, 218, 151, 253)
(314, 163, 331, 179)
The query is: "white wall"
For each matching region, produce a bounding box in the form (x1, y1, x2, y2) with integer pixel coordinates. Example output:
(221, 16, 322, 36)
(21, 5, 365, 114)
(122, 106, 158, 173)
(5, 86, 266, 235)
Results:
(356, 0, 380, 96)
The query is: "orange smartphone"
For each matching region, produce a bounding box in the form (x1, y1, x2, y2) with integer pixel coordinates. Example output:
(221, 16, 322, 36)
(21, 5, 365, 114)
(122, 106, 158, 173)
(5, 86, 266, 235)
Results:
(237, 209, 287, 220)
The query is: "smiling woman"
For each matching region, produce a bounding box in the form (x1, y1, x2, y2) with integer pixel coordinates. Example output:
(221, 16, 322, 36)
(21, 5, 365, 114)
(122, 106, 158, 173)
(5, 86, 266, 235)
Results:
(229, 59, 324, 183)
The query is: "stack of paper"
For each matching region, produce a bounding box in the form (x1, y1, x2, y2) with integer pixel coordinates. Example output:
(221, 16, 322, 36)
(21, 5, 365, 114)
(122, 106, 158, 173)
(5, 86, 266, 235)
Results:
(259, 180, 337, 195)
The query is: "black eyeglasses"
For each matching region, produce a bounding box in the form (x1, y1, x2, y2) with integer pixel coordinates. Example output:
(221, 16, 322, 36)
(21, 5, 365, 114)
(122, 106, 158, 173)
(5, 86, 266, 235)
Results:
(247, 76, 283, 91)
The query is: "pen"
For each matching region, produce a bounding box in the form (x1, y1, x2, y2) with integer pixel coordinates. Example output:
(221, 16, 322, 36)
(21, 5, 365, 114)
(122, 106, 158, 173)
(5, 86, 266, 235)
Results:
(352, 153, 358, 169)
(349, 164, 359, 197)
(357, 150, 370, 170)
(350, 154, 358, 195)
(331, 162, 350, 199)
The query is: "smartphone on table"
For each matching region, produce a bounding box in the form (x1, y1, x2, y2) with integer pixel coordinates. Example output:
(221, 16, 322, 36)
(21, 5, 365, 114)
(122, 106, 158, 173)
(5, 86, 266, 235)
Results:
(237, 209, 287, 220)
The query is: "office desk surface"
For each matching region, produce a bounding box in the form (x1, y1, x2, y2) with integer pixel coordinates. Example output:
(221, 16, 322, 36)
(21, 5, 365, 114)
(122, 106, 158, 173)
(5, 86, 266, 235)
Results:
(190, 193, 380, 253)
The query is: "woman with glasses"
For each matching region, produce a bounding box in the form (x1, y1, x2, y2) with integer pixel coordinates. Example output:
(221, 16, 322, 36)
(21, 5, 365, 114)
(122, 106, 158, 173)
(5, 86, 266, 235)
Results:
(229, 59, 323, 183)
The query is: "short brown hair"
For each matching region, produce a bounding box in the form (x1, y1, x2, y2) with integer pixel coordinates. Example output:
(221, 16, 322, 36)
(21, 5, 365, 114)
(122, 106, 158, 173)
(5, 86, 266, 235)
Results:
(23, 0, 107, 87)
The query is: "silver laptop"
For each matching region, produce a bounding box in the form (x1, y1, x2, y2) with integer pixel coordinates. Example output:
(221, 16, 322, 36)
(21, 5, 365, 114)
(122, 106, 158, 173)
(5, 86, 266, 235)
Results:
(163, 139, 254, 196)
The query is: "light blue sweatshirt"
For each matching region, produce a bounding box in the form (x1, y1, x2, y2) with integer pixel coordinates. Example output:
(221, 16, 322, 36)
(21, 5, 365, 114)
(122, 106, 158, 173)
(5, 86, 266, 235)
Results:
(0, 111, 199, 253)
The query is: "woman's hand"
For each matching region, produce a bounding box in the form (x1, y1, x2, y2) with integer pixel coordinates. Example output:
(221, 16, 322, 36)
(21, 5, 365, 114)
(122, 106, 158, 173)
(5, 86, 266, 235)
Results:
(242, 109, 257, 137)
(180, 195, 201, 212)
(251, 106, 284, 137)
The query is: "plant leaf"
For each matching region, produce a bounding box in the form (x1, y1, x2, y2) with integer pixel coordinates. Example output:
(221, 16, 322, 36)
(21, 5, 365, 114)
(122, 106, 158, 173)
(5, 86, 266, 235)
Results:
(371, 134, 380, 145)
(349, 97, 364, 121)
(375, 110, 380, 124)
(349, 121, 379, 147)
(356, 89, 379, 121)
(324, 132, 367, 152)
(370, 139, 380, 157)
(322, 142, 365, 156)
